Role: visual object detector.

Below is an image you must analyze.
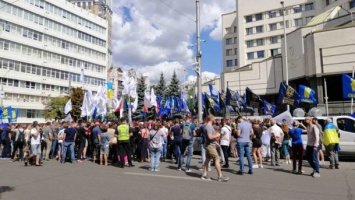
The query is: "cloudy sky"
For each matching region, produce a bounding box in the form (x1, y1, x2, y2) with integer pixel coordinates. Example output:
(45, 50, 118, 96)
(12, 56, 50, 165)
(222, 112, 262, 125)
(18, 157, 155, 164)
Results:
(111, 0, 236, 84)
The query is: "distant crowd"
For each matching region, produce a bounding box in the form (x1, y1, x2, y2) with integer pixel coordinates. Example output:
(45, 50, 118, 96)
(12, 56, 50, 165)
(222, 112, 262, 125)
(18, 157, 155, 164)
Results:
(0, 114, 340, 182)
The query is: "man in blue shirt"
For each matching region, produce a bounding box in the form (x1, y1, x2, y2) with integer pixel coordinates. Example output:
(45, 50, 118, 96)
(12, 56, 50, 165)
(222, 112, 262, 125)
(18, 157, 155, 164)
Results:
(180, 116, 196, 172)
(61, 123, 77, 164)
(236, 116, 254, 175)
(91, 122, 102, 163)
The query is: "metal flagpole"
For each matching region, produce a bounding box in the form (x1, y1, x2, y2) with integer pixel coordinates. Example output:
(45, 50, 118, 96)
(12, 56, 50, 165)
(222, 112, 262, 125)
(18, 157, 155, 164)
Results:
(281, 1, 289, 111)
(196, 0, 203, 122)
(324, 78, 329, 117)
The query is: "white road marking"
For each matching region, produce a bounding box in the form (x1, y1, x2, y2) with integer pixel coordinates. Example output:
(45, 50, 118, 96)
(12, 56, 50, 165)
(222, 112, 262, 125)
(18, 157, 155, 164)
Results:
(123, 172, 203, 181)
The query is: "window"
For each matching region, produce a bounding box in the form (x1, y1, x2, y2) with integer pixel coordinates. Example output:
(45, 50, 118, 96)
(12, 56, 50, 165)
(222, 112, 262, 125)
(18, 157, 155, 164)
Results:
(255, 26, 263, 33)
(255, 13, 263, 21)
(25, 81, 35, 89)
(247, 52, 254, 60)
(337, 118, 355, 133)
(257, 51, 264, 58)
(233, 26, 237, 33)
(270, 36, 278, 44)
(350, 0, 355, 8)
(326, 0, 330, 6)
(226, 49, 233, 56)
(246, 15, 253, 23)
(294, 18, 303, 26)
(270, 48, 279, 56)
(256, 39, 264, 46)
(226, 60, 233, 67)
(246, 28, 253, 35)
(235, 59, 238, 66)
(269, 11, 277, 18)
(269, 23, 277, 31)
(235, 48, 238, 55)
(226, 38, 232, 45)
(26, 109, 37, 118)
(246, 40, 253, 47)
(306, 16, 313, 24)
(305, 3, 314, 11)
(293, 5, 302, 13)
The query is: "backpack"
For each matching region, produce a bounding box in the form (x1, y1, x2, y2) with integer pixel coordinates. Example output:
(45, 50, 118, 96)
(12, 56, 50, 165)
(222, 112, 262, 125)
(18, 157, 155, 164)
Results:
(1, 130, 6, 141)
(182, 122, 192, 140)
(16, 129, 25, 143)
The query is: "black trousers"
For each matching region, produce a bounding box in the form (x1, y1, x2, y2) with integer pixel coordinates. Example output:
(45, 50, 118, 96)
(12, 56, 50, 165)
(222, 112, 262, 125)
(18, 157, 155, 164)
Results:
(117, 141, 133, 167)
(11, 141, 24, 160)
(221, 145, 229, 166)
(109, 143, 118, 163)
(77, 140, 86, 160)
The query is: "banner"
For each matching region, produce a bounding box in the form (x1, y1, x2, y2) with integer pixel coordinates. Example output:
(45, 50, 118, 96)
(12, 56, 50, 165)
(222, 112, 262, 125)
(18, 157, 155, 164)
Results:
(9, 109, 18, 123)
(263, 100, 276, 116)
(208, 84, 219, 99)
(342, 74, 355, 99)
(2, 106, 12, 119)
(299, 85, 317, 104)
(277, 82, 300, 107)
(273, 110, 293, 127)
(245, 87, 262, 108)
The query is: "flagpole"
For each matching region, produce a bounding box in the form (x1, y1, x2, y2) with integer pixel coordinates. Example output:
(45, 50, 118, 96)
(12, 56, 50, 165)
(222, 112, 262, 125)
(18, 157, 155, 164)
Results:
(281, 1, 290, 112)
(324, 78, 329, 117)
(351, 66, 355, 114)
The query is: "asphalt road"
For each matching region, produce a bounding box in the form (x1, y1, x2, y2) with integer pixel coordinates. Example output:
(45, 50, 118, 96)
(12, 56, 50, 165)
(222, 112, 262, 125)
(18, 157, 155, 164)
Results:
(0, 156, 354, 200)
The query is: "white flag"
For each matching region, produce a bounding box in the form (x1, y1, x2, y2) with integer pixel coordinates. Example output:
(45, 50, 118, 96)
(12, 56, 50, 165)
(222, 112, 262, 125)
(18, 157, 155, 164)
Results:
(150, 88, 157, 108)
(144, 91, 151, 108)
(64, 99, 72, 114)
(80, 92, 88, 117)
(80, 62, 85, 83)
(273, 111, 293, 128)
(63, 113, 73, 122)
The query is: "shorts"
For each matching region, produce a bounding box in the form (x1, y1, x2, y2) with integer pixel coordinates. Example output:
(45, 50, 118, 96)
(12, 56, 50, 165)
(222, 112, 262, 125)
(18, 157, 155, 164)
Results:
(93, 143, 100, 155)
(252, 138, 262, 148)
(31, 144, 41, 155)
(85, 139, 88, 147)
(206, 144, 219, 160)
(57, 143, 63, 152)
(100, 146, 109, 155)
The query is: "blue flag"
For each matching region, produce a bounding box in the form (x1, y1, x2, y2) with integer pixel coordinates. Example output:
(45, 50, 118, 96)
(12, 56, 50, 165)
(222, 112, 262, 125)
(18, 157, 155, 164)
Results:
(205, 93, 221, 113)
(9, 109, 19, 123)
(263, 100, 276, 115)
(2, 106, 12, 119)
(208, 84, 219, 99)
(245, 87, 262, 108)
(219, 92, 226, 107)
(299, 85, 317, 104)
(277, 82, 300, 107)
(342, 74, 355, 99)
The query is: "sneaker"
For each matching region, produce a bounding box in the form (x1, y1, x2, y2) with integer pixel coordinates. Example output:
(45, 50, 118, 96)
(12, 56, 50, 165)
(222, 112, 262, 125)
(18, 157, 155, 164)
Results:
(335, 165, 339, 169)
(155, 167, 160, 172)
(222, 165, 229, 168)
(252, 164, 259, 169)
(24, 161, 28, 167)
(259, 164, 264, 169)
(327, 166, 334, 170)
(217, 176, 229, 182)
(248, 171, 253, 175)
(291, 170, 297, 174)
(275, 164, 280, 166)
(178, 168, 182, 171)
(285, 160, 289, 165)
(237, 171, 244, 175)
(310, 170, 315, 176)
(185, 169, 192, 173)
(201, 175, 211, 180)
(148, 168, 153, 171)
(297, 170, 304, 174)
(312, 172, 320, 178)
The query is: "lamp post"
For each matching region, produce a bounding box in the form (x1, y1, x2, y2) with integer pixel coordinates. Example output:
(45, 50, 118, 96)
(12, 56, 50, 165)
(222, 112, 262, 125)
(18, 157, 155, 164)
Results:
(281, 1, 290, 111)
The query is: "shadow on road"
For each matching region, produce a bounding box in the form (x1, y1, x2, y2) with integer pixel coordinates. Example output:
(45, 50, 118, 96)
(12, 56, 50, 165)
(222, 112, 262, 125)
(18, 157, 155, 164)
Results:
(0, 186, 15, 194)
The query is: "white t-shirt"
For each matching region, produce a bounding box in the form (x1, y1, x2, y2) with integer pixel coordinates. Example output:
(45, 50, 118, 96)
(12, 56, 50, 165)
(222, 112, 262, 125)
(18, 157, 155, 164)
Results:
(269, 124, 283, 143)
(30, 128, 41, 145)
(220, 125, 231, 146)
(161, 127, 168, 138)
(58, 129, 65, 143)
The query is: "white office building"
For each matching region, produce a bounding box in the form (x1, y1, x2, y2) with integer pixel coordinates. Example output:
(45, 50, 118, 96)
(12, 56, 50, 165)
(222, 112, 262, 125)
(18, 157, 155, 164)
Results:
(0, 0, 109, 123)
(222, 0, 355, 72)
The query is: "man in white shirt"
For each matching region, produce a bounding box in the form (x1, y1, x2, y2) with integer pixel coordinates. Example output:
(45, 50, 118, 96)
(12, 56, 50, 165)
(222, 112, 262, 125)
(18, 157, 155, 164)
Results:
(25, 121, 42, 166)
(220, 118, 231, 168)
(269, 120, 284, 166)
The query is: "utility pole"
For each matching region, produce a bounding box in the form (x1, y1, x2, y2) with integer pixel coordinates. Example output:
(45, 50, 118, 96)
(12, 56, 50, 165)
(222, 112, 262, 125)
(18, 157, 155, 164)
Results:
(281, 1, 289, 111)
(196, 0, 203, 123)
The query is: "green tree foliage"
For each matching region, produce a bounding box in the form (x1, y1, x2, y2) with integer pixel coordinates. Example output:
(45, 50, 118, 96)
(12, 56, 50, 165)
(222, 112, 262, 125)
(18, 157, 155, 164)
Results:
(167, 70, 180, 97)
(187, 88, 195, 114)
(70, 87, 84, 121)
(43, 96, 68, 121)
(132, 75, 146, 121)
(155, 72, 167, 97)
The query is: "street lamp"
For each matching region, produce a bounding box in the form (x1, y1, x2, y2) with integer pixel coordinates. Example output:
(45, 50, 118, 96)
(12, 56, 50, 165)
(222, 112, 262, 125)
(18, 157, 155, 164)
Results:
(280, 1, 290, 111)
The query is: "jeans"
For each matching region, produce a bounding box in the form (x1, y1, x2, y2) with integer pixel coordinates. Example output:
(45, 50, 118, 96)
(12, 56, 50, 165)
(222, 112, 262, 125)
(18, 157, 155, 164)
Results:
(150, 148, 162, 169)
(237, 142, 253, 173)
(306, 145, 320, 173)
(271, 142, 281, 165)
(174, 140, 182, 168)
(325, 144, 339, 168)
(61, 142, 75, 163)
(282, 140, 290, 157)
(162, 138, 168, 158)
(50, 139, 57, 158)
(182, 139, 193, 169)
(1, 140, 11, 158)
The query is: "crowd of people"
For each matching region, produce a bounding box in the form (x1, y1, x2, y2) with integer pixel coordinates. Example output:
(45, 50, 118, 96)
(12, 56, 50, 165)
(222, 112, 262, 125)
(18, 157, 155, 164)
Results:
(0, 114, 340, 181)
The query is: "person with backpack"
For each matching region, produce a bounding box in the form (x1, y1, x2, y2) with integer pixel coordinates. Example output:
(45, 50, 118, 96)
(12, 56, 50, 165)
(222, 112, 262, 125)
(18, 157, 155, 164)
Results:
(11, 124, 25, 161)
(180, 116, 196, 172)
(24, 121, 42, 166)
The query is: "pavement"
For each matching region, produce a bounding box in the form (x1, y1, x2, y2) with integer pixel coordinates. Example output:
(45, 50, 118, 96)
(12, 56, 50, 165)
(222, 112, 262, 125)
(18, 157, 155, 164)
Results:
(0, 156, 354, 200)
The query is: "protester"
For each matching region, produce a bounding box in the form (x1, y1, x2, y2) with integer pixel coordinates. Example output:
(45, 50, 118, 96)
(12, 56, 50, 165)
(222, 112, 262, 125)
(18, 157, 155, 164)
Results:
(220, 118, 231, 168)
(305, 116, 320, 178)
(77, 122, 87, 163)
(57, 127, 65, 161)
(100, 125, 110, 166)
(1, 124, 11, 159)
(288, 121, 307, 174)
(313, 118, 325, 165)
(148, 122, 165, 171)
(180, 116, 195, 172)
(170, 119, 183, 170)
(91, 122, 102, 163)
(236, 116, 254, 175)
(252, 120, 263, 169)
(269, 120, 283, 166)
(11, 124, 25, 161)
(25, 121, 41, 166)
(140, 123, 149, 163)
(115, 117, 134, 168)
(160, 121, 169, 162)
(42, 122, 53, 161)
(281, 122, 291, 164)
(323, 118, 340, 169)
(61, 122, 77, 164)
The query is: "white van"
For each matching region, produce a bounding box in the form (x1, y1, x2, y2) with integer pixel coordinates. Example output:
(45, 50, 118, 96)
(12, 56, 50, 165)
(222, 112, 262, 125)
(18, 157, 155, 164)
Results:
(293, 116, 355, 157)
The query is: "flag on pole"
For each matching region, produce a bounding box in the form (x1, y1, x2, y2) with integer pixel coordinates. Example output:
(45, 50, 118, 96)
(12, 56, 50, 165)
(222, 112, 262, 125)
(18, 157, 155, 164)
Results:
(263, 100, 276, 115)
(273, 111, 293, 127)
(80, 62, 85, 83)
(63, 114, 73, 122)
(106, 82, 113, 99)
(276, 82, 300, 107)
(245, 87, 262, 108)
(342, 74, 355, 99)
(64, 99, 72, 114)
(208, 84, 219, 99)
(150, 88, 157, 109)
(299, 85, 317, 104)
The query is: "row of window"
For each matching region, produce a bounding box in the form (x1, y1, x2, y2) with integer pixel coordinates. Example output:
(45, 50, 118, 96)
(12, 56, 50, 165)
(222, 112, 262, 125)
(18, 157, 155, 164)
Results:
(0, 58, 106, 86)
(246, 26, 263, 35)
(246, 48, 280, 60)
(246, 36, 281, 48)
(225, 37, 237, 45)
(226, 48, 238, 56)
(245, 3, 314, 23)
(0, 39, 105, 73)
(0, 20, 106, 61)
(226, 59, 238, 67)
(25, 0, 105, 34)
(5, 93, 50, 103)
(0, 1, 106, 48)
(349, 0, 355, 8)
(0, 78, 67, 93)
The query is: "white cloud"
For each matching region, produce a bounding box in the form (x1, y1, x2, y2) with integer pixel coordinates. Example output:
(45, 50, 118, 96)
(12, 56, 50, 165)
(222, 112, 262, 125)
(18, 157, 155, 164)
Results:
(111, 0, 235, 83)
(186, 71, 220, 84)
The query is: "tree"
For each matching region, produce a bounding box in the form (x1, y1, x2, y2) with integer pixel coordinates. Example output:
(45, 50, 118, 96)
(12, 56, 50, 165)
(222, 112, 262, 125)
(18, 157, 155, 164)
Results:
(167, 70, 180, 97)
(187, 88, 195, 114)
(132, 75, 146, 121)
(155, 72, 167, 97)
(43, 96, 68, 121)
(70, 87, 84, 121)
